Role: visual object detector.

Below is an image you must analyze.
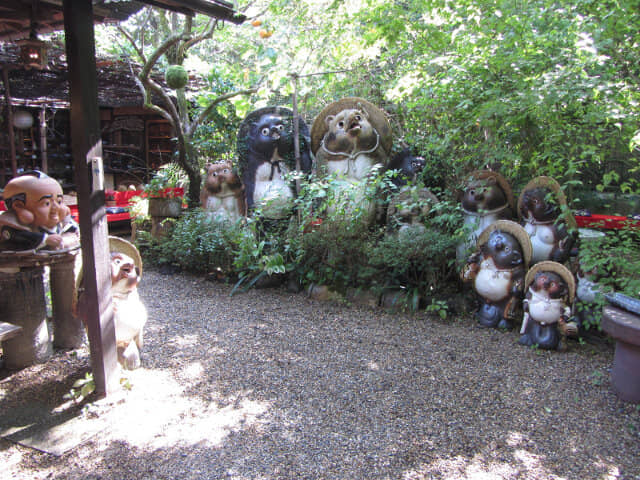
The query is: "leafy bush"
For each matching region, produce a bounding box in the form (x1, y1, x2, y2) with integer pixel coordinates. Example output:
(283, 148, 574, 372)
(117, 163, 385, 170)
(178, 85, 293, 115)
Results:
(576, 224, 640, 329)
(137, 209, 245, 276)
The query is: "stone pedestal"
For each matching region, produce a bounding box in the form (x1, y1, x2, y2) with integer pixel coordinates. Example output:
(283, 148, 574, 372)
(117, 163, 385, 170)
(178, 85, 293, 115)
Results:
(0, 267, 52, 368)
(602, 306, 640, 403)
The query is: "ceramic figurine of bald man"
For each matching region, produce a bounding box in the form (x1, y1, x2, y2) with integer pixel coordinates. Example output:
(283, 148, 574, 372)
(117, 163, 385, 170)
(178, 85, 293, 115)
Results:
(0, 171, 79, 251)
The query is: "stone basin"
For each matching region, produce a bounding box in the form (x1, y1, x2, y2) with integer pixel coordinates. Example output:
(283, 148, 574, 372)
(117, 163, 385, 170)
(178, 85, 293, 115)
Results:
(602, 305, 640, 403)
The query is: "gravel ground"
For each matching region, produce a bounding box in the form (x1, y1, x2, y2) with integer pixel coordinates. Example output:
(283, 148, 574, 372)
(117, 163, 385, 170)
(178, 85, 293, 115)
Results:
(1, 267, 639, 480)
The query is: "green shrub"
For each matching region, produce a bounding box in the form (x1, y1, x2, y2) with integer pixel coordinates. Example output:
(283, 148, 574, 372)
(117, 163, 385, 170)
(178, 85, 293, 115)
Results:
(576, 224, 640, 329)
(139, 209, 245, 276)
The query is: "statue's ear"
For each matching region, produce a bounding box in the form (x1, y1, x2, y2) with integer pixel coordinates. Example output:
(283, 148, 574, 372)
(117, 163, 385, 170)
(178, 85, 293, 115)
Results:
(324, 115, 335, 128)
(12, 201, 35, 226)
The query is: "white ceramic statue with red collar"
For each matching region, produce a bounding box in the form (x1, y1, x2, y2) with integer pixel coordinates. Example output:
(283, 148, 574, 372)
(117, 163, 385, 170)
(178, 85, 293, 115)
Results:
(0, 171, 79, 251)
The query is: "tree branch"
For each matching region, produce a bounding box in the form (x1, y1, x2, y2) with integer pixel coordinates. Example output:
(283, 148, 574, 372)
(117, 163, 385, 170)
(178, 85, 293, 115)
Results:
(140, 33, 188, 80)
(194, 86, 259, 128)
(117, 25, 146, 63)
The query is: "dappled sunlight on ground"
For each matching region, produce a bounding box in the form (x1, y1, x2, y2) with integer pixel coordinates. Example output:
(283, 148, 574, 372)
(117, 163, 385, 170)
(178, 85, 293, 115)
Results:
(88, 366, 270, 451)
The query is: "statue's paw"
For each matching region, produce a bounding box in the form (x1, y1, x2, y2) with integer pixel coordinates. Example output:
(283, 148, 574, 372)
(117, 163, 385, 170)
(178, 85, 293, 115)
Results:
(497, 318, 514, 331)
(519, 333, 534, 346)
(121, 342, 142, 370)
(560, 321, 579, 337)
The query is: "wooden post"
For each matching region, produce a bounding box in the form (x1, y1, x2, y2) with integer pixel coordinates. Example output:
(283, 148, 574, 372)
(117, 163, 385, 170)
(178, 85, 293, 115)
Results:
(39, 107, 48, 173)
(63, 0, 119, 396)
(2, 67, 18, 177)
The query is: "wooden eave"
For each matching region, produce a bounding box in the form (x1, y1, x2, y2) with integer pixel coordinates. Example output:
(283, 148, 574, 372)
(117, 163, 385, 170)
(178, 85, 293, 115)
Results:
(0, 0, 245, 41)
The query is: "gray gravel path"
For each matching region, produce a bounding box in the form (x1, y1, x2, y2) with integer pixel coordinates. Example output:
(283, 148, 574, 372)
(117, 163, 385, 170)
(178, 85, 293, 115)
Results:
(1, 268, 639, 479)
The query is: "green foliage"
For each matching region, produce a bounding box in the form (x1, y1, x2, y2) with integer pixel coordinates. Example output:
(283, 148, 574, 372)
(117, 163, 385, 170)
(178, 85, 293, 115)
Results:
(231, 215, 289, 294)
(142, 209, 246, 275)
(143, 163, 186, 198)
(366, 224, 459, 294)
(577, 225, 640, 329)
(63, 372, 95, 403)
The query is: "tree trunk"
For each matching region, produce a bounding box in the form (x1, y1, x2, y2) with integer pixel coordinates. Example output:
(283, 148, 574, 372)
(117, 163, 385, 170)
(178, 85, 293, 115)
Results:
(183, 136, 201, 209)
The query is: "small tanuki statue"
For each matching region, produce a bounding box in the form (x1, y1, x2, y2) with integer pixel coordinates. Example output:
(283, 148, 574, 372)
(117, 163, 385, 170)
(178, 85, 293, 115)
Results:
(310, 97, 393, 225)
(109, 237, 147, 370)
(519, 260, 576, 351)
(0, 170, 79, 251)
(457, 170, 514, 264)
(518, 176, 577, 265)
(236, 106, 312, 220)
(200, 160, 246, 221)
(387, 187, 439, 236)
(385, 148, 426, 189)
(462, 220, 532, 330)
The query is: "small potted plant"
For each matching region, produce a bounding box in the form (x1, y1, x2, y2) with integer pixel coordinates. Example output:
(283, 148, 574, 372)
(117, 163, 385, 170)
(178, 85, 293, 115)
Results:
(144, 163, 185, 218)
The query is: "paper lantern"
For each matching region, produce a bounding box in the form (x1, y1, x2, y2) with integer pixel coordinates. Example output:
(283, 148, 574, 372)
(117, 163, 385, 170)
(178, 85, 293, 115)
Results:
(13, 109, 34, 130)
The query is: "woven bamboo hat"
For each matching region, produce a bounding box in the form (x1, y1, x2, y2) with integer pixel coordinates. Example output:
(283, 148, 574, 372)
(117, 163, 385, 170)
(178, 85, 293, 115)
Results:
(477, 219, 533, 269)
(76, 236, 142, 292)
(517, 176, 577, 229)
(465, 170, 516, 212)
(109, 236, 142, 277)
(525, 260, 576, 304)
(310, 97, 393, 156)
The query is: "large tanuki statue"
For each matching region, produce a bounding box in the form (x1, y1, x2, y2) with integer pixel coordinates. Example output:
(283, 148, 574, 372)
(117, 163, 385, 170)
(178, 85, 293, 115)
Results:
(237, 106, 312, 220)
(0, 171, 79, 251)
(310, 97, 393, 224)
(462, 220, 532, 330)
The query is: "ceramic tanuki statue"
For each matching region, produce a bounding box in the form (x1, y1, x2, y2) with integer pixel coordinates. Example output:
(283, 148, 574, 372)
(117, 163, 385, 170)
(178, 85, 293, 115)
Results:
(462, 220, 532, 330)
(0, 171, 79, 251)
(236, 106, 312, 220)
(385, 148, 426, 189)
(457, 170, 514, 264)
(200, 160, 246, 221)
(518, 176, 577, 265)
(310, 97, 393, 225)
(520, 261, 576, 350)
(110, 238, 147, 370)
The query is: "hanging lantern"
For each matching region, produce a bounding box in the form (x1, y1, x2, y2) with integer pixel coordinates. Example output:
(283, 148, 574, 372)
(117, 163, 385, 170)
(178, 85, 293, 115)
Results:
(13, 109, 34, 129)
(18, 37, 48, 69)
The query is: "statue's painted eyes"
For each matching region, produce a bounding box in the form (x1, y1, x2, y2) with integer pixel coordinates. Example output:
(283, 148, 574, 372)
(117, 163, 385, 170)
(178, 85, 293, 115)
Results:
(261, 127, 270, 136)
(337, 121, 345, 128)
(223, 169, 229, 174)
(276, 124, 284, 132)
(504, 245, 511, 253)
(355, 115, 361, 121)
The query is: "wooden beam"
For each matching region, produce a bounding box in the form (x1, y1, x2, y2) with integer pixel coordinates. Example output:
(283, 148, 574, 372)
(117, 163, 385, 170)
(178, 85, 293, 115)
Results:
(63, 0, 119, 396)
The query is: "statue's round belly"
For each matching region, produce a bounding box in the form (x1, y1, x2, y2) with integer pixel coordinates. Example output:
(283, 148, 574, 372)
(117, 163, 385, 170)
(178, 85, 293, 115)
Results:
(475, 268, 511, 302)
